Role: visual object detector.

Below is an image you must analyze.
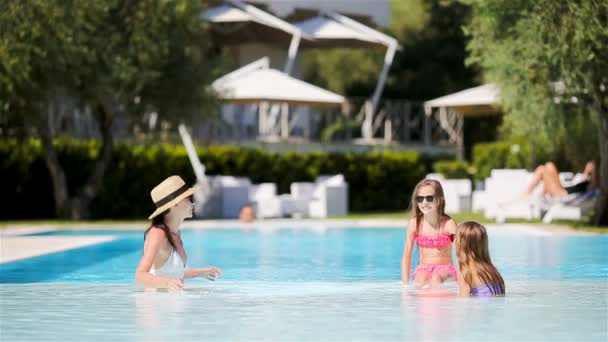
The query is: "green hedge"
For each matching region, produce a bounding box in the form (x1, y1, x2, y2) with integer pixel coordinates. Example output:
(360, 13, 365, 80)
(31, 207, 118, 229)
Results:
(0, 139, 427, 219)
(472, 139, 554, 180)
(472, 141, 529, 180)
(433, 160, 471, 179)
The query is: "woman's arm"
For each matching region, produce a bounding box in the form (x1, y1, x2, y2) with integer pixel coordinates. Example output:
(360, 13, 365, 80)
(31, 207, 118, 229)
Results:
(401, 219, 416, 284)
(184, 266, 223, 280)
(135, 228, 183, 289)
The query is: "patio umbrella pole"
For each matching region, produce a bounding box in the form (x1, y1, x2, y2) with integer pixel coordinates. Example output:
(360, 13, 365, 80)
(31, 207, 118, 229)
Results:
(365, 42, 397, 141)
(284, 33, 301, 75)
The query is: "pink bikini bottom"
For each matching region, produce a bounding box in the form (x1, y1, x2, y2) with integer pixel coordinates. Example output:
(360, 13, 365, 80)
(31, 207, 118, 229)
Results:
(413, 264, 458, 281)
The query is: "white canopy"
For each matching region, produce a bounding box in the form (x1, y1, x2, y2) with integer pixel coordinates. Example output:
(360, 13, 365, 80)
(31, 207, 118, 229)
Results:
(295, 12, 398, 48)
(202, 0, 310, 46)
(204, 4, 252, 23)
(424, 84, 501, 117)
(213, 58, 345, 106)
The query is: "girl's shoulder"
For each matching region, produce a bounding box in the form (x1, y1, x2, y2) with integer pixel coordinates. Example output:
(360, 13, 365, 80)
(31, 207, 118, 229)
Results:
(442, 216, 457, 233)
(407, 218, 418, 234)
(146, 226, 169, 241)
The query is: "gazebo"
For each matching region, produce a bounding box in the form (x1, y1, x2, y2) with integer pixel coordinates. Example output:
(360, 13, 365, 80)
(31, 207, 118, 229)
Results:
(213, 57, 345, 138)
(424, 84, 501, 158)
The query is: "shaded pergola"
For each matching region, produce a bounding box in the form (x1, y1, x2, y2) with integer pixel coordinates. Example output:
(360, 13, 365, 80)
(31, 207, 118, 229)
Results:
(424, 84, 501, 158)
(213, 57, 345, 138)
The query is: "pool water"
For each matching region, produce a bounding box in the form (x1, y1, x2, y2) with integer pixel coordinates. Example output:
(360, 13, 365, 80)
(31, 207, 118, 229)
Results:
(1, 226, 607, 341)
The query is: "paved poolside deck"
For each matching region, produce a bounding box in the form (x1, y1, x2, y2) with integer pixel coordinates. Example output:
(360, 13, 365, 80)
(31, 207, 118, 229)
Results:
(0, 235, 117, 264)
(0, 219, 594, 264)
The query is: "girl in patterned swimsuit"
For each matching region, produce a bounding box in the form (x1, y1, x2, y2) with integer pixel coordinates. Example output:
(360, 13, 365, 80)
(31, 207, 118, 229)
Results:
(401, 179, 458, 288)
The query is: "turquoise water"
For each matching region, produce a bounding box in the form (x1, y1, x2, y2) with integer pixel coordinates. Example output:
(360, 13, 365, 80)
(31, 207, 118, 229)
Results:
(1, 226, 607, 340)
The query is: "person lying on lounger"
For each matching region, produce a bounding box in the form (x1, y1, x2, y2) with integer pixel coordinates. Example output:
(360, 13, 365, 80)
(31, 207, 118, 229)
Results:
(526, 160, 598, 197)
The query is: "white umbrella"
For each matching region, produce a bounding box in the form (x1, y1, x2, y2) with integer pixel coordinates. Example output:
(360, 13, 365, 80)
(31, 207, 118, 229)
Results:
(295, 12, 397, 48)
(423, 84, 501, 159)
(203, 0, 309, 46)
(424, 84, 501, 117)
(213, 57, 344, 107)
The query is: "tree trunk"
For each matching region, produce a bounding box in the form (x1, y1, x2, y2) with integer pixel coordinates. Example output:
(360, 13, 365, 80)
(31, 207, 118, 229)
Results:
(38, 105, 71, 218)
(69, 98, 115, 220)
(592, 108, 608, 225)
(38, 99, 115, 220)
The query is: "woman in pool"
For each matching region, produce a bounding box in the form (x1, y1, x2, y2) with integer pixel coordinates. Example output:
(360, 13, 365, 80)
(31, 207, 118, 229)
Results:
(135, 175, 223, 290)
(401, 179, 458, 288)
(455, 221, 505, 297)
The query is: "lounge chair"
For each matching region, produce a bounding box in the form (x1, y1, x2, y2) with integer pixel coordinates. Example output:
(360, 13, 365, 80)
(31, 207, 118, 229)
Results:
(541, 189, 600, 223)
(425, 173, 472, 213)
(289, 175, 349, 218)
(492, 170, 597, 223)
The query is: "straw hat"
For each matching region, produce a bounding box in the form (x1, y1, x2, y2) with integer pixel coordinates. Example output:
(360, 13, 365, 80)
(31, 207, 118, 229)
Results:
(148, 175, 195, 219)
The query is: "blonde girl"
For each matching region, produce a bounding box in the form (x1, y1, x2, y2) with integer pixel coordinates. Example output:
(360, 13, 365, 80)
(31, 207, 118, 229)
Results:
(455, 221, 505, 297)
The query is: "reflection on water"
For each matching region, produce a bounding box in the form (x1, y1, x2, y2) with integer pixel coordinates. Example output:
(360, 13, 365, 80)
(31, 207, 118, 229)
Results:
(4, 281, 603, 341)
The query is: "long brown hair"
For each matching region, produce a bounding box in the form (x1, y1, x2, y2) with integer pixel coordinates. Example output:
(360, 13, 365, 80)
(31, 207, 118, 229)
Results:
(455, 221, 505, 295)
(409, 179, 447, 234)
(144, 210, 177, 250)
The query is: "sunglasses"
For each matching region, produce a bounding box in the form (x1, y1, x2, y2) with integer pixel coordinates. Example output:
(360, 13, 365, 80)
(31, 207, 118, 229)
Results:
(416, 195, 435, 203)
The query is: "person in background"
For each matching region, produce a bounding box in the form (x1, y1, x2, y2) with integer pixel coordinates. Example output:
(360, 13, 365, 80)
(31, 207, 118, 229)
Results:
(526, 160, 598, 197)
(239, 203, 256, 223)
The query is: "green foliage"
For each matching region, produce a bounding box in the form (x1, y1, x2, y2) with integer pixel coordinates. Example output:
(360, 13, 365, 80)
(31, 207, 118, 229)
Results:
(385, 0, 479, 100)
(390, 0, 430, 42)
(462, 0, 607, 224)
(0, 139, 428, 219)
(0, 0, 222, 218)
(0, 0, 219, 129)
(433, 160, 470, 179)
(472, 139, 553, 180)
(320, 120, 359, 142)
(302, 48, 384, 96)
(473, 141, 526, 180)
(461, 0, 605, 165)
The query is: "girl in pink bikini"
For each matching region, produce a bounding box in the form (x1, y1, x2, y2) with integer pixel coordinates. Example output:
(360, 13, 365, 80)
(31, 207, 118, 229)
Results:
(401, 179, 458, 288)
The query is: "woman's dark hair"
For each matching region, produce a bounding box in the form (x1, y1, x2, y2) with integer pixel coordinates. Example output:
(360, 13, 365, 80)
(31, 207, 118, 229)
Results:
(144, 210, 177, 249)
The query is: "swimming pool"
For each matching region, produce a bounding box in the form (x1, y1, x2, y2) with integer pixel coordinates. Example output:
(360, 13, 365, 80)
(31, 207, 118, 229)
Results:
(1, 225, 607, 340)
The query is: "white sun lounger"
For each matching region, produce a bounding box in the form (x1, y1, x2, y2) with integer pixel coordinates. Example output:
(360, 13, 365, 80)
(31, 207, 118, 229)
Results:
(541, 189, 600, 223)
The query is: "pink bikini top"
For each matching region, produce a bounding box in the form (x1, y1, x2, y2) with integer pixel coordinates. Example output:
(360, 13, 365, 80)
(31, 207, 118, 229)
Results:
(415, 217, 454, 249)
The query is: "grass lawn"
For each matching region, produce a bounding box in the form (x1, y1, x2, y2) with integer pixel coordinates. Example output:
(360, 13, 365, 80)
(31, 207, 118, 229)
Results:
(342, 211, 607, 233)
(1, 212, 606, 233)
(342, 211, 491, 223)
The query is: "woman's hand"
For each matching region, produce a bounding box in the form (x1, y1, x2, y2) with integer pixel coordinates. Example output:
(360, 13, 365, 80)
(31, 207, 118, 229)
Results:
(199, 266, 223, 281)
(166, 278, 184, 290)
